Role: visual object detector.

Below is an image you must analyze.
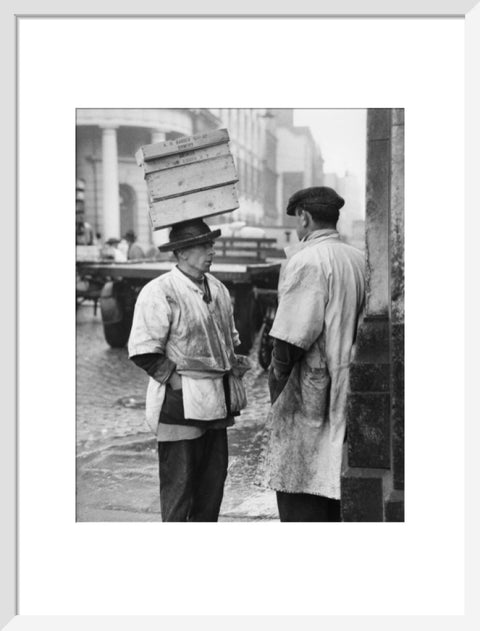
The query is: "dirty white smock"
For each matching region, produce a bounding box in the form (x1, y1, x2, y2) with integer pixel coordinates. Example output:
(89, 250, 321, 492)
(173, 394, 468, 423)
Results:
(128, 265, 245, 439)
(255, 229, 365, 499)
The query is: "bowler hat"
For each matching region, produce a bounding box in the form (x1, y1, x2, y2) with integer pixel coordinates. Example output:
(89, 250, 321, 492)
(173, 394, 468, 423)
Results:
(286, 186, 345, 216)
(158, 219, 221, 252)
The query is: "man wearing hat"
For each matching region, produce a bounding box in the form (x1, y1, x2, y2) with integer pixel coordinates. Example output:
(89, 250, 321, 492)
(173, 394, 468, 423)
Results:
(128, 218, 249, 522)
(256, 186, 365, 521)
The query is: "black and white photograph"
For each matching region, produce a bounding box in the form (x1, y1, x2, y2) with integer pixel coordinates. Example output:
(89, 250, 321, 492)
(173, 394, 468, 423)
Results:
(75, 107, 404, 523)
(9, 6, 472, 623)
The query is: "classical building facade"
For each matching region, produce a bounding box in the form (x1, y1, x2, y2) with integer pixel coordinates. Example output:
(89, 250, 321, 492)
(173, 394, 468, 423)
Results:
(76, 108, 325, 249)
(76, 108, 219, 248)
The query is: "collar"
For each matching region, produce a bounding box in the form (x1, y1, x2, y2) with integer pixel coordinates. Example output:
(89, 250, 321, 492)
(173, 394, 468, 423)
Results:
(176, 265, 205, 286)
(171, 265, 203, 293)
(284, 229, 339, 259)
(303, 228, 339, 242)
(173, 265, 212, 303)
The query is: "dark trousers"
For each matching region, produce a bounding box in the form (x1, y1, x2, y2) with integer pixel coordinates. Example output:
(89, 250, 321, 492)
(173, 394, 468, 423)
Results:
(276, 491, 341, 522)
(157, 429, 228, 522)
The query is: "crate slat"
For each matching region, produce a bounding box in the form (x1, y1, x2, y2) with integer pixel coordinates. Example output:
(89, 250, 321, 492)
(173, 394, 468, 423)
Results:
(136, 128, 230, 164)
(217, 237, 277, 244)
(150, 184, 239, 229)
(142, 143, 231, 175)
(146, 154, 238, 202)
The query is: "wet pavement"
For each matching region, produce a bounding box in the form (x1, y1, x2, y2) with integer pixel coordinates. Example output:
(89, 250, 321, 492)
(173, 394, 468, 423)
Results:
(76, 301, 278, 521)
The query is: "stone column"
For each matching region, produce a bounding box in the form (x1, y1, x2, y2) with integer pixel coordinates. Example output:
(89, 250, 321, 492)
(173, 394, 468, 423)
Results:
(388, 109, 405, 520)
(101, 125, 120, 240)
(341, 108, 404, 522)
(347, 109, 392, 473)
(365, 110, 391, 317)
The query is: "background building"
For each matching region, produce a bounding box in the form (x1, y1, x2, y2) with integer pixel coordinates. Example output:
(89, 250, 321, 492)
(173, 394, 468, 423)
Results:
(323, 170, 365, 249)
(76, 108, 364, 252)
(209, 108, 276, 226)
(76, 109, 219, 250)
(274, 109, 324, 224)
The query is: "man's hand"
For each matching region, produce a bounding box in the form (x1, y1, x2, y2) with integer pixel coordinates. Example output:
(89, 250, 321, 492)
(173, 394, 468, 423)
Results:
(232, 354, 252, 378)
(268, 364, 289, 404)
(168, 371, 182, 390)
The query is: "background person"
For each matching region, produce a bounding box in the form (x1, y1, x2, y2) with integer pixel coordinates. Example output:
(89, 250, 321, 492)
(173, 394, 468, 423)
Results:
(123, 229, 145, 260)
(256, 186, 365, 522)
(101, 237, 128, 262)
(76, 212, 96, 246)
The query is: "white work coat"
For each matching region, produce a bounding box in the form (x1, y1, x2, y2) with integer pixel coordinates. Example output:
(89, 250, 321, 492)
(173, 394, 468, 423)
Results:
(256, 230, 365, 499)
(128, 266, 245, 434)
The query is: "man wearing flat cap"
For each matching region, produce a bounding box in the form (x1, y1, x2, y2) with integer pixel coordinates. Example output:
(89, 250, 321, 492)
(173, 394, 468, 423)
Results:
(128, 218, 249, 521)
(256, 186, 365, 521)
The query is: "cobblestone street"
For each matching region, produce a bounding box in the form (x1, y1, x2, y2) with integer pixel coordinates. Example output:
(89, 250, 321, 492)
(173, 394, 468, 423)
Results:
(76, 302, 278, 521)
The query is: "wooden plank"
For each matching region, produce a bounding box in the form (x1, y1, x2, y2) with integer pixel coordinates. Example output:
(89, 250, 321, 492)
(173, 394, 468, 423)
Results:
(218, 237, 277, 244)
(142, 143, 231, 175)
(212, 256, 263, 265)
(149, 183, 239, 229)
(136, 128, 230, 165)
(215, 249, 286, 260)
(77, 260, 281, 283)
(215, 245, 266, 252)
(146, 154, 238, 202)
(77, 261, 247, 283)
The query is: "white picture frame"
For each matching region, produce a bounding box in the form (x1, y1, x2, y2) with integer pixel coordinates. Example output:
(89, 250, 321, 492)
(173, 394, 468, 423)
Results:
(3, 0, 478, 628)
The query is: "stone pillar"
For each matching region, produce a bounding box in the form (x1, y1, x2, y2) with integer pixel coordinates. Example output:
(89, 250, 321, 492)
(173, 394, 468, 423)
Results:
(101, 125, 120, 240)
(341, 108, 404, 522)
(390, 109, 405, 499)
(365, 110, 391, 317)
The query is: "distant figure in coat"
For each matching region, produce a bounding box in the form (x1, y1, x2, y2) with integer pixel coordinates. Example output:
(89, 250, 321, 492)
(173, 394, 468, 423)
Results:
(255, 186, 365, 522)
(76, 213, 96, 246)
(124, 229, 145, 260)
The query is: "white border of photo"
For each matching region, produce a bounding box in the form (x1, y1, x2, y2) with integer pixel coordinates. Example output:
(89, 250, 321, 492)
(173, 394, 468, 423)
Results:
(2, 0, 479, 629)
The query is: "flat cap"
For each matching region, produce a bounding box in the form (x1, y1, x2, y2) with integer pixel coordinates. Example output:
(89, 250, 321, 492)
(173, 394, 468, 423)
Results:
(286, 186, 345, 216)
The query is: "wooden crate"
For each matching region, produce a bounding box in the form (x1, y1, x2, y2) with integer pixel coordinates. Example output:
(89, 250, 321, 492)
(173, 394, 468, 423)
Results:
(137, 129, 239, 230)
(135, 128, 230, 164)
(146, 154, 237, 202)
(149, 184, 239, 230)
(142, 142, 231, 175)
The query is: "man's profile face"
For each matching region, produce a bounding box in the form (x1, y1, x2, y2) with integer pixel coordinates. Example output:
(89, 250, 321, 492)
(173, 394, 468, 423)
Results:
(180, 241, 216, 277)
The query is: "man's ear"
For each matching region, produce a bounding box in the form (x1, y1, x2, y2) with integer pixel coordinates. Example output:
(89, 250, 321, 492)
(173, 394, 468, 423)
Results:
(176, 249, 186, 261)
(302, 210, 312, 227)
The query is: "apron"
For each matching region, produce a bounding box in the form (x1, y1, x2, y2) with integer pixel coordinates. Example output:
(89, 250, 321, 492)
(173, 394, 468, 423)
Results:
(129, 266, 248, 434)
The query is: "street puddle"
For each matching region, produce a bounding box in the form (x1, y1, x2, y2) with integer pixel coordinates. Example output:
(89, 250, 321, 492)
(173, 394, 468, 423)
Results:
(116, 394, 146, 408)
